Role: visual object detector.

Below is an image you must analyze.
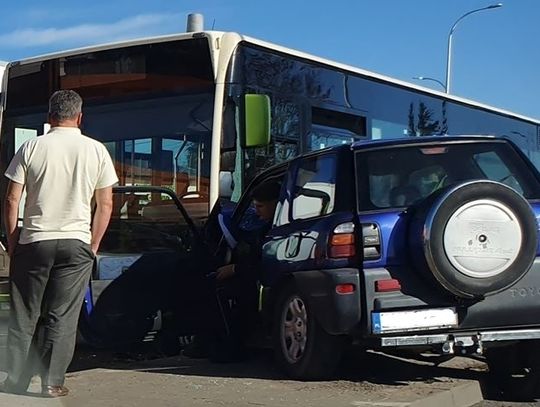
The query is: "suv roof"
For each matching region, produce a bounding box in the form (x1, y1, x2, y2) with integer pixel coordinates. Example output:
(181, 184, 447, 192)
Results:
(351, 135, 497, 151)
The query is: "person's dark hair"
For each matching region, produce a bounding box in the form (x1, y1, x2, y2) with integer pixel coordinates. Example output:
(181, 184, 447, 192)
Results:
(48, 90, 83, 121)
(251, 181, 281, 202)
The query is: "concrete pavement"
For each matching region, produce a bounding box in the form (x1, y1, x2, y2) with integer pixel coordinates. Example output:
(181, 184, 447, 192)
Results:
(0, 369, 484, 407)
(0, 303, 487, 407)
(0, 343, 486, 407)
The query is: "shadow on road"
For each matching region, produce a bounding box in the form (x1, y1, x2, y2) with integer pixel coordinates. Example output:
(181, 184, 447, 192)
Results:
(68, 343, 540, 404)
(68, 344, 483, 383)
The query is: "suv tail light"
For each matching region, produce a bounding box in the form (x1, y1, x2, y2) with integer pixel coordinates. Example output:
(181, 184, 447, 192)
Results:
(362, 223, 381, 260)
(336, 283, 356, 295)
(329, 222, 356, 258)
(375, 279, 401, 292)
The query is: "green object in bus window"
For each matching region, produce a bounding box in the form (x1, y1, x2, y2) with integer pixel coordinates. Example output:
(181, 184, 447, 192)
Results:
(244, 94, 271, 147)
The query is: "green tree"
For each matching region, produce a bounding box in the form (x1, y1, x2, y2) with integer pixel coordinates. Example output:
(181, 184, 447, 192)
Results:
(417, 102, 440, 136)
(408, 103, 416, 136)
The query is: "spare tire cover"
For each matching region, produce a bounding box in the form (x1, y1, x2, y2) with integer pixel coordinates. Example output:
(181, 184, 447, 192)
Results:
(409, 180, 538, 299)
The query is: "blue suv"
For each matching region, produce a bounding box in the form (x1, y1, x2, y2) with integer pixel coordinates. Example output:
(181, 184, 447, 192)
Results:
(236, 136, 540, 385)
(81, 136, 540, 393)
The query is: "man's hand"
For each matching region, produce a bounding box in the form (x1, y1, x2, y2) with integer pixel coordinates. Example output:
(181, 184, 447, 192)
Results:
(4, 181, 23, 257)
(216, 264, 236, 281)
(91, 186, 113, 257)
(7, 229, 20, 257)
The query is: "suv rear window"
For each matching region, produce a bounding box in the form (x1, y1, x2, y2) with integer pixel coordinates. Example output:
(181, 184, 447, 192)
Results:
(356, 141, 540, 210)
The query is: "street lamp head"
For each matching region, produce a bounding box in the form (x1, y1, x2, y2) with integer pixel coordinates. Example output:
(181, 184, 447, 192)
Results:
(412, 76, 446, 90)
(445, 3, 503, 93)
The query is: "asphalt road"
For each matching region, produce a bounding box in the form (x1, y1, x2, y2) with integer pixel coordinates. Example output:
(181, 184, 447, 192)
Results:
(0, 311, 538, 406)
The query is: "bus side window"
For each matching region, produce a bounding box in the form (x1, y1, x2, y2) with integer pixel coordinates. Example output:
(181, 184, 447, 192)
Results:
(309, 107, 366, 150)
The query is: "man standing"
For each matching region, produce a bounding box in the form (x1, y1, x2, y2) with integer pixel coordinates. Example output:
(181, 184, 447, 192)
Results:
(1, 90, 118, 397)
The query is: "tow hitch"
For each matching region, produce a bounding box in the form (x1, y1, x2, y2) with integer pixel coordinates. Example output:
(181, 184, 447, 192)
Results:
(442, 334, 483, 356)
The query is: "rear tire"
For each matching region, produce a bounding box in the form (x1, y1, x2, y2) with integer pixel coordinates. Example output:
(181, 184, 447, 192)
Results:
(272, 282, 345, 380)
(485, 341, 540, 401)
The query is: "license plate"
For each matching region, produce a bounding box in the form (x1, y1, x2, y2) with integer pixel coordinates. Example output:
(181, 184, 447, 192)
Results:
(372, 308, 458, 334)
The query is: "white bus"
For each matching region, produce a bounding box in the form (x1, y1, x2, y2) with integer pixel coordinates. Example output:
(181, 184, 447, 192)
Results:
(1, 26, 539, 350)
(0, 62, 5, 81)
(1, 29, 539, 222)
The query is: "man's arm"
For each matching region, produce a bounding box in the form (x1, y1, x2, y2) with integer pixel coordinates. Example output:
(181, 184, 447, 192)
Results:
(4, 181, 23, 257)
(91, 186, 113, 255)
(216, 225, 270, 281)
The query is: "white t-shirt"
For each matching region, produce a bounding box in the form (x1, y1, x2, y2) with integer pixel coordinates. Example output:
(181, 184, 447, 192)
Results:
(5, 126, 119, 244)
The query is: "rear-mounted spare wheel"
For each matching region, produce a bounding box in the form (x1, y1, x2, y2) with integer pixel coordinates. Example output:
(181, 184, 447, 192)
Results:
(409, 180, 538, 299)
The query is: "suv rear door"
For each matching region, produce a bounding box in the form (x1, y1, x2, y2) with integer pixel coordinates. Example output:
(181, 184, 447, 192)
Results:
(355, 139, 540, 336)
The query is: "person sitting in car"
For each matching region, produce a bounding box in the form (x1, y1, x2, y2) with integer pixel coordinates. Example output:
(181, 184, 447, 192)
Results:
(184, 180, 281, 361)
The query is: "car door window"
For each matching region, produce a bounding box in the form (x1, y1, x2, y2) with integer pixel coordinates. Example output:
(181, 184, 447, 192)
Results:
(291, 155, 336, 220)
(100, 189, 195, 255)
(237, 174, 286, 231)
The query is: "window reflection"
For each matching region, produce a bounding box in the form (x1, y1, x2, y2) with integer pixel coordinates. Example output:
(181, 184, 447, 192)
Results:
(292, 155, 336, 220)
(101, 191, 194, 254)
(232, 44, 539, 173)
(123, 138, 152, 186)
(309, 124, 357, 150)
(359, 141, 540, 210)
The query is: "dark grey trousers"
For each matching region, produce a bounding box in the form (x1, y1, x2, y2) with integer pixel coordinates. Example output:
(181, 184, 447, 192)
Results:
(5, 239, 94, 391)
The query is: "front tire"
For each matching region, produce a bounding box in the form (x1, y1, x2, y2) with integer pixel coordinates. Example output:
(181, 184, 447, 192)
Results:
(273, 283, 345, 380)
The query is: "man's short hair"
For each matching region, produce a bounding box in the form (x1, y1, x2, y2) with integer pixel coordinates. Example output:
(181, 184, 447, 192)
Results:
(251, 181, 281, 202)
(48, 90, 83, 121)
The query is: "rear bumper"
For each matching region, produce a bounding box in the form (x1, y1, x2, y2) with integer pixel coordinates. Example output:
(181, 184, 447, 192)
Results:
(293, 268, 361, 335)
(379, 328, 540, 348)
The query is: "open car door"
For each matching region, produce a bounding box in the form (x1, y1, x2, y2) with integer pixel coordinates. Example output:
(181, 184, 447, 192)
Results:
(79, 186, 201, 349)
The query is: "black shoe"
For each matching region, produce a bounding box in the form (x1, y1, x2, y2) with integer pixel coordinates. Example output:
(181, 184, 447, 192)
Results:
(42, 385, 69, 398)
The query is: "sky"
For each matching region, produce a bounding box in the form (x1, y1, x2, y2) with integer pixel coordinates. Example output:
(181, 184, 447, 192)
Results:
(1, 0, 539, 120)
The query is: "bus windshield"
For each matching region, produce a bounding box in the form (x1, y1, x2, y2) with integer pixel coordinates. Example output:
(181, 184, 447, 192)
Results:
(0, 38, 215, 222)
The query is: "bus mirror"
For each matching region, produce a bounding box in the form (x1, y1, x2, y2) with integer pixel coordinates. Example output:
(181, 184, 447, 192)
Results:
(219, 171, 233, 198)
(244, 94, 271, 148)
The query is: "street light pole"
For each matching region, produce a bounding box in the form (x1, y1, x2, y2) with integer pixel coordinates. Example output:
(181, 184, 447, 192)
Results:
(445, 3, 503, 94)
(413, 76, 446, 91)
